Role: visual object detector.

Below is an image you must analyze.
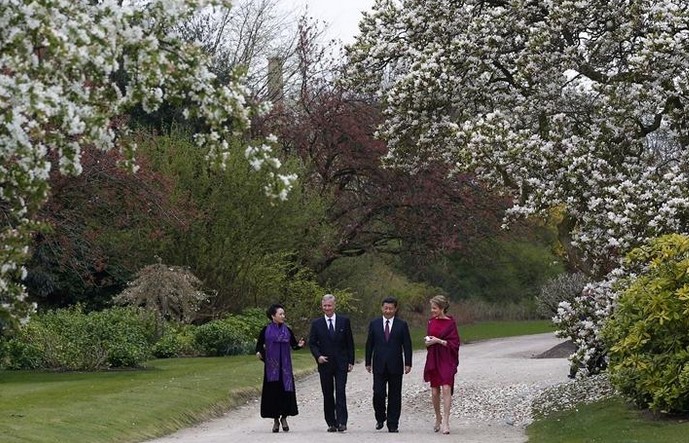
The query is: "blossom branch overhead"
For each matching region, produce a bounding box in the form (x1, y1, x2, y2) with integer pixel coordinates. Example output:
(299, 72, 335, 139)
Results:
(0, 0, 294, 328)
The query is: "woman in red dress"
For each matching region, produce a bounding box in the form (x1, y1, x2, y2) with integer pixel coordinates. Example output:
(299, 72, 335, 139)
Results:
(423, 295, 460, 435)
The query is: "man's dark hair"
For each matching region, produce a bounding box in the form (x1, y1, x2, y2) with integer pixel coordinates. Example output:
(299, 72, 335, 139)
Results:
(381, 296, 398, 307)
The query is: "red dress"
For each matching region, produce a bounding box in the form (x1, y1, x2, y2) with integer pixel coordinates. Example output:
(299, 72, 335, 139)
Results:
(423, 315, 460, 391)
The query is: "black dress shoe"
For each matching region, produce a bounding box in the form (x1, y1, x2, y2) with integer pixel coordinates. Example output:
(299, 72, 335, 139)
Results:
(327, 425, 337, 432)
(375, 421, 384, 430)
(388, 428, 399, 433)
(337, 424, 347, 432)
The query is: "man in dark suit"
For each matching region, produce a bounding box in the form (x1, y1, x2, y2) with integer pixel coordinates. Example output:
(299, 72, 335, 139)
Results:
(365, 296, 412, 433)
(308, 293, 355, 432)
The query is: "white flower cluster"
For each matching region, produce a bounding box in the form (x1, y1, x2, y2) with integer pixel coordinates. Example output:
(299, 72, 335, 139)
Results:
(553, 276, 620, 376)
(0, 0, 293, 327)
(347, 0, 689, 375)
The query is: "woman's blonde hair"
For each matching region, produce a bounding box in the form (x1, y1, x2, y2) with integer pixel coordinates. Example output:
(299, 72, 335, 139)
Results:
(430, 295, 450, 313)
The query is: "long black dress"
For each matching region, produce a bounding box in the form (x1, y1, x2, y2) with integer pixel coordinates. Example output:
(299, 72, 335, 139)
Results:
(255, 324, 301, 418)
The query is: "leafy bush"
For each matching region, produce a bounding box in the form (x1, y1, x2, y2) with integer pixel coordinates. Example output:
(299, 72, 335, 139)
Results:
(235, 308, 269, 338)
(194, 316, 255, 356)
(0, 337, 42, 370)
(536, 272, 589, 319)
(152, 324, 198, 358)
(602, 234, 689, 414)
(0, 306, 154, 370)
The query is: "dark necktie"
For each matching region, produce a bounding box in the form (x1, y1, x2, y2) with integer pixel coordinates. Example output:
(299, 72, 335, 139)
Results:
(328, 318, 334, 336)
(384, 319, 390, 342)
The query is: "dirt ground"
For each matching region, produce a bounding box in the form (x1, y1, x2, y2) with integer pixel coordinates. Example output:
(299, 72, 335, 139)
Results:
(145, 333, 570, 443)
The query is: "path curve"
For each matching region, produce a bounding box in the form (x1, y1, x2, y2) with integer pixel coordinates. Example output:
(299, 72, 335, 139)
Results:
(146, 332, 569, 443)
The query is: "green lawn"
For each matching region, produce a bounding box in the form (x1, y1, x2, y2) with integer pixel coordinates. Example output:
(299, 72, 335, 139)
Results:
(0, 352, 315, 443)
(527, 396, 689, 443)
(405, 319, 555, 350)
(0, 320, 552, 443)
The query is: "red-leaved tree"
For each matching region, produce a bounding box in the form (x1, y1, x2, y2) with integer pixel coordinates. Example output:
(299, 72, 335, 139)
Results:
(257, 20, 509, 273)
(26, 145, 196, 310)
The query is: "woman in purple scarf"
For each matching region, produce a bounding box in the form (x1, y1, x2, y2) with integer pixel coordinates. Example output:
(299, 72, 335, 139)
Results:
(255, 303, 305, 432)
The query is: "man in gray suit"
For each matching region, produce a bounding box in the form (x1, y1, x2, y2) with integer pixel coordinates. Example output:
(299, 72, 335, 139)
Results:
(365, 296, 412, 433)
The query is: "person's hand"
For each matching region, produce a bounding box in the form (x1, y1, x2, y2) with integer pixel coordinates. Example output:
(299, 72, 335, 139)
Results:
(256, 352, 263, 361)
(318, 355, 329, 364)
(348, 364, 353, 372)
(366, 365, 372, 373)
(404, 365, 411, 374)
(298, 337, 305, 348)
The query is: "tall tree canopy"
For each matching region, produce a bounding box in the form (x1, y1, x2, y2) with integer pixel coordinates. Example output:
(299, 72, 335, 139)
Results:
(0, 0, 294, 329)
(347, 0, 689, 278)
(347, 0, 689, 375)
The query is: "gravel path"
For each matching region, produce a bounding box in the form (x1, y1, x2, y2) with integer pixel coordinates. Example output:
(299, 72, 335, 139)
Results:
(146, 332, 570, 443)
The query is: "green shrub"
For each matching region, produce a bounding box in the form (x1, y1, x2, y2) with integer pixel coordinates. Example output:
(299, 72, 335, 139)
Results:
(90, 308, 152, 367)
(194, 317, 255, 356)
(1, 306, 153, 370)
(152, 324, 198, 358)
(0, 338, 42, 370)
(236, 308, 268, 338)
(602, 234, 689, 414)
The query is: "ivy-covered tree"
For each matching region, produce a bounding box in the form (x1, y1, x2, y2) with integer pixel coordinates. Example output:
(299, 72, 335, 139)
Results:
(0, 0, 295, 330)
(347, 0, 689, 375)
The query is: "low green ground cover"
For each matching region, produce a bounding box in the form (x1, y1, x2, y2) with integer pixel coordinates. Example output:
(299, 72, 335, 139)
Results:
(527, 396, 689, 443)
(0, 353, 314, 443)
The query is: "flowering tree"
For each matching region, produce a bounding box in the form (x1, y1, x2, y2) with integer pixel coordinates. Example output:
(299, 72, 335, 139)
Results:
(347, 0, 689, 374)
(0, 0, 295, 330)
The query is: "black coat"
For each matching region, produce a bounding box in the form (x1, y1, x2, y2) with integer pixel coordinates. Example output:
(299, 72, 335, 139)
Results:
(365, 316, 412, 375)
(308, 315, 355, 373)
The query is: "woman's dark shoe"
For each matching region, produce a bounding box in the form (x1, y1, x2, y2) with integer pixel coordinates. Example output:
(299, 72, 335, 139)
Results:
(280, 416, 289, 432)
(272, 418, 280, 433)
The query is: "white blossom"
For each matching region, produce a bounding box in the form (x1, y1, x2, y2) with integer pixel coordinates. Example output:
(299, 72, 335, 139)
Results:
(347, 0, 689, 376)
(0, 0, 293, 327)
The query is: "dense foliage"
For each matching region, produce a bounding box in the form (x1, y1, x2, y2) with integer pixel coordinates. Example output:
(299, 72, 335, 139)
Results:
(0, 306, 274, 368)
(24, 148, 188, 311)
(0, 306, 156, 370)
(603, 234, 689, 414)
(3, 0, 573, 346)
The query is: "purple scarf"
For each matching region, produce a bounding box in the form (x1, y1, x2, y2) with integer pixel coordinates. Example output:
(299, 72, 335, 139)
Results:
(265, 322, 294, 392)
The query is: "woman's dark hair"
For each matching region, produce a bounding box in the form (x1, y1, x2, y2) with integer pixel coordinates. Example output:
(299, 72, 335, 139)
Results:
(266, 303, 285, 319)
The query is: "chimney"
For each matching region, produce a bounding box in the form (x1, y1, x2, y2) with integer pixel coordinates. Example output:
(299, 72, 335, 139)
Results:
(267, 56, 284, 105)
